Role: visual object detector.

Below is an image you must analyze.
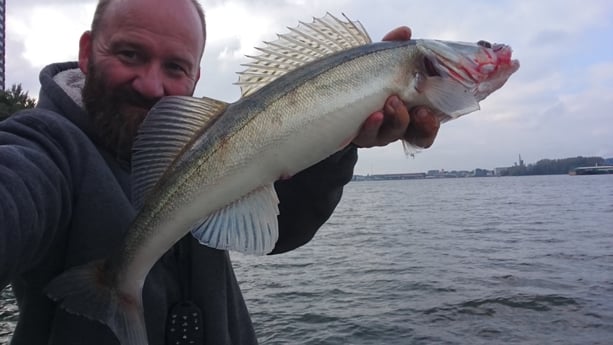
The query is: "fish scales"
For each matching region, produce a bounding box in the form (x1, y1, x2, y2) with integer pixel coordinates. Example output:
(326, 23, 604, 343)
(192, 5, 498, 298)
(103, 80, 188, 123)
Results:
(121, 41, 418, 282)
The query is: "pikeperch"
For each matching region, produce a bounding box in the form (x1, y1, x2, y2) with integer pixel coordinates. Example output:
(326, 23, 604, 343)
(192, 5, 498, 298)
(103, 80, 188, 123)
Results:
(46, 13, 519, 345)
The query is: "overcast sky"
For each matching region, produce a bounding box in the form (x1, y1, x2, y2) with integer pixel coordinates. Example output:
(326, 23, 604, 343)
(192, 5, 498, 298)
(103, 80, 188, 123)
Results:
(6, 0, 613, 174)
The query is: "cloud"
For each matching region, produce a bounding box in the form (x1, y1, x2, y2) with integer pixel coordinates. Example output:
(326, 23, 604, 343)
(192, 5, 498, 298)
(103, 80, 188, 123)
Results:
(196, 0, 354, 100)
(8, 3, 94, 66)
(5, 2, 95, 96)
(4, 0, 613, 172)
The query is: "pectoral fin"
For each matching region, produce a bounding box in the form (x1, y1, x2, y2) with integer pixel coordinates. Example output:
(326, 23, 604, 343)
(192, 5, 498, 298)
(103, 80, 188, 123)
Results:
(423, 77, 480, 118)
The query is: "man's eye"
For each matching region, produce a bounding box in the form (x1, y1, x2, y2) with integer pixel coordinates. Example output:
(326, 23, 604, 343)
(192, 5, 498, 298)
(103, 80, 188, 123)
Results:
(166, 63, 187, 75)
(118, 50, 139, 62)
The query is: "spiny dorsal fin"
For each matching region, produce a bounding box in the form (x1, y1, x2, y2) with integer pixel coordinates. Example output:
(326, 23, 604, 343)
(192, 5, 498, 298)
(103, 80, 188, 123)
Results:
(131, 96, 228, 210)
(236, 13, 372, 97)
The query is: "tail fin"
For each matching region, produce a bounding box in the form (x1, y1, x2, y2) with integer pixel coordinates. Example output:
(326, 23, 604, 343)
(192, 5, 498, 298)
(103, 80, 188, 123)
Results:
(46, 261, 149, 345)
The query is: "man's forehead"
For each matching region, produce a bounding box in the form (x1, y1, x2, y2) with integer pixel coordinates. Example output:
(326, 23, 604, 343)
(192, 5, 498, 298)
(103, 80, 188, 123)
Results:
(102, 0, 203, 37)
(100, 0, 205, 54)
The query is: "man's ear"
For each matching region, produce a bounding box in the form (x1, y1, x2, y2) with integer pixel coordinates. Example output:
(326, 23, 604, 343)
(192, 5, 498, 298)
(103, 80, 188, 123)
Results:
(78, 31, 93, 74)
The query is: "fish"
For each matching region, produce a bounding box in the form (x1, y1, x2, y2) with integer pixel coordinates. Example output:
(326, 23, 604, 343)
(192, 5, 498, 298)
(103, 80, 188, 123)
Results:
(46, 13, 519, 345)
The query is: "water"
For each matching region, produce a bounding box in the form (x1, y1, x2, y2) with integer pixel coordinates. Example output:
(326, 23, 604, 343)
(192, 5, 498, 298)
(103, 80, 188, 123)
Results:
(1, 175, 612, 344)
(232, 175, 613, 345)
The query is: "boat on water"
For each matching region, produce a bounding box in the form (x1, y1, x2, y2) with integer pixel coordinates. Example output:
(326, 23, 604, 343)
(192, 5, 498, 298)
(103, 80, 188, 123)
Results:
(569, 166, 613, 175)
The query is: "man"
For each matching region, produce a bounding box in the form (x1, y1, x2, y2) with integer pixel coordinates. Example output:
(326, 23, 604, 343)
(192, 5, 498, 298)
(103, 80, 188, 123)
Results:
(0, 0, 439, 344)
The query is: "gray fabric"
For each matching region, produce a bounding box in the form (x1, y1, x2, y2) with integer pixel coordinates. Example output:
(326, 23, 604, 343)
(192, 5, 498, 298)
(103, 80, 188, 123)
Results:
(0, 62, 356, 344)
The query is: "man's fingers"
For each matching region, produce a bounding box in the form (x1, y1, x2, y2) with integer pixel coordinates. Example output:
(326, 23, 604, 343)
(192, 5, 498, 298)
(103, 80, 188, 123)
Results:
(381, 26, 412, 41)
(378, 97, 410, 144)
(352, 112, 384, 147)
(404, 107, 440, 148)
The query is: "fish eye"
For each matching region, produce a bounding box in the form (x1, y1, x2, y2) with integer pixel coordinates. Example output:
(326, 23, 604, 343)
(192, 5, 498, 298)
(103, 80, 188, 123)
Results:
(424, 57, 440, 77)
(477, 40, 492, 48)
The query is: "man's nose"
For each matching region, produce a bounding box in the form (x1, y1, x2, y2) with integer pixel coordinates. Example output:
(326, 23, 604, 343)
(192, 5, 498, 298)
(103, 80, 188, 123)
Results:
(132, 66, 165, 99)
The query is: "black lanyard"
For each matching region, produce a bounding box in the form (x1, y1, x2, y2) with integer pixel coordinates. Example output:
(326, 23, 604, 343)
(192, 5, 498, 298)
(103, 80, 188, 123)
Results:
(165, 236, 204, 345)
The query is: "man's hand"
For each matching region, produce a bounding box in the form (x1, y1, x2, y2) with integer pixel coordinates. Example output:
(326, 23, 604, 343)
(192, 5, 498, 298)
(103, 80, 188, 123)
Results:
(351, 27, 440, 149)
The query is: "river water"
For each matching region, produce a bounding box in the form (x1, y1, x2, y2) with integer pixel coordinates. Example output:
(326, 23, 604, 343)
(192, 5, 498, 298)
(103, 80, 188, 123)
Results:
(232, 175, 613, 344)
(2, 175, 612, 344)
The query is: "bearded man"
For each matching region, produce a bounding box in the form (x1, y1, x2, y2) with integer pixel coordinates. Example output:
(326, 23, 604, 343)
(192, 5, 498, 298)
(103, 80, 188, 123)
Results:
(0, 0, 439, 344)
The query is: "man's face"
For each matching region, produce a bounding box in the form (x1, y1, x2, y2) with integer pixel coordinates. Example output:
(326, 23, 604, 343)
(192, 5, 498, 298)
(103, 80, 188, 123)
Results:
(79, 0, 205, 161)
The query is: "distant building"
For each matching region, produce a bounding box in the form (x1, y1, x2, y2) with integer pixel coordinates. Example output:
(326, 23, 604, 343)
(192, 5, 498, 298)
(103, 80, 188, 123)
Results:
(0, 0, 5, 90)
(494, 167, 509, 176)
(352, 173, 426, 181)
(518, 154, 524, 167)
(427, 170, 444, 178)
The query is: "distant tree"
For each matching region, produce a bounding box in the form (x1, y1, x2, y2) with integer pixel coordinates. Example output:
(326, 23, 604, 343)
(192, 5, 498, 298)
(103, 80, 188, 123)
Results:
(0, 84, 37, 121)
(501, 156, 606, 176)
(530, 156, 605, 175)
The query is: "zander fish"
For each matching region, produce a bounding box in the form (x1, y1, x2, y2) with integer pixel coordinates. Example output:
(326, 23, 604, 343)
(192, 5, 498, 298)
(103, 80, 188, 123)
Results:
(46, 13, 519, 345)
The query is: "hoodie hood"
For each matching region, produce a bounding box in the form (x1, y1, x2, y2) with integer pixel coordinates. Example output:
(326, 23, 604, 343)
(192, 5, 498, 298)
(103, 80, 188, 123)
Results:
(37, 62, 133, 172)
(37, 62, 98, 141)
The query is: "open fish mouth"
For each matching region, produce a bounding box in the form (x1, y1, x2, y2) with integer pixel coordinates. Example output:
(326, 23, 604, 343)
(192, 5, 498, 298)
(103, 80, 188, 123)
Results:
(418, 39, 520, 101)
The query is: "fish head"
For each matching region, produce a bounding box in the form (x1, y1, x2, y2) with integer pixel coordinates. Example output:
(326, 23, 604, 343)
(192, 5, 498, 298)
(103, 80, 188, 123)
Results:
(413, 39, 520, 119)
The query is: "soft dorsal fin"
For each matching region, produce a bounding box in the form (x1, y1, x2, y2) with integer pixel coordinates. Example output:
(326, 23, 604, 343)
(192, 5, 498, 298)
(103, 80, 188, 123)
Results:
(131, 96, 228, 210)
(236, 13, 372, 97)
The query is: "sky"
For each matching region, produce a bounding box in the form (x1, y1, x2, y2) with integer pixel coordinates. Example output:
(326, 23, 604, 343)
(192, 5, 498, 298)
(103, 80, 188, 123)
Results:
(5, 0, 613, 174)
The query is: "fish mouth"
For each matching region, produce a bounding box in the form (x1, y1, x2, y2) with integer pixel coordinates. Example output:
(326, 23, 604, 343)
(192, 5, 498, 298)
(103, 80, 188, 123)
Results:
(418, 39, 520, 100)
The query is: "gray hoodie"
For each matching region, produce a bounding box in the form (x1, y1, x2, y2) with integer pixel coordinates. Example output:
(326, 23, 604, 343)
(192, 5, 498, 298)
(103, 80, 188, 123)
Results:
(0, 62, 357, 344)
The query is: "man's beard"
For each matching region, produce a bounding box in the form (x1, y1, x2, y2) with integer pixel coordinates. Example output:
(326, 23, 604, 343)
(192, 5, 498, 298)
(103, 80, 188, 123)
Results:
(82, 62, 160, 163)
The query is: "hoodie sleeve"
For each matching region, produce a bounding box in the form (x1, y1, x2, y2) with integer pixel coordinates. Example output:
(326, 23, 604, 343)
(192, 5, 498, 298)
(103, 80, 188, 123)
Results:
(270, 145, 357, 254)
(0, 110, 77, 288)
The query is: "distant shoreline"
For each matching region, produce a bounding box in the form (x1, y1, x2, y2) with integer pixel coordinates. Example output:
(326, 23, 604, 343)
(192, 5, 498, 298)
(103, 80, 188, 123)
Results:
(353, 156, 613, 180)
(352, 171, 612, 181)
